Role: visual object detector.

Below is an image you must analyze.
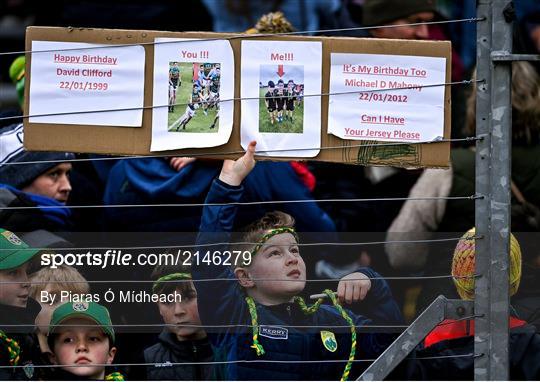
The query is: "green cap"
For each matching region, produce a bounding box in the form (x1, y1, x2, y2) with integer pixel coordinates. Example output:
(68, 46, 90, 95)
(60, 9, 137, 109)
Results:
(8, 56, 25, 109)
(9, 56, 25, 84)
(49, 301, 115, 344)
(0, 229, 40, 270)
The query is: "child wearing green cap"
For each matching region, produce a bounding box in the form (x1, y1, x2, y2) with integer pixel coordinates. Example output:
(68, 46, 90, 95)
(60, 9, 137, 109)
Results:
(193, 142, 402, 380)
(29, 265, 90, 356)
(47, 301, 123, 381)
(144, 263, 217, 380)
(0, 228, 44, 380)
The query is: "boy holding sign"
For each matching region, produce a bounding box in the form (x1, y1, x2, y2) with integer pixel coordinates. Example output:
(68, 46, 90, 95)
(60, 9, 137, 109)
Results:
(193, 142, 402, 380)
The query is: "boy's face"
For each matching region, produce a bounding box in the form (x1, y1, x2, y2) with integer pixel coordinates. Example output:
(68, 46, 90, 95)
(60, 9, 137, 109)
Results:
(51, 317, 116, 380)
(157, 285, 206, 341)
(0, 262, 30, 307)
(22, 163, 72, 204)
(245, 232, 306, 302)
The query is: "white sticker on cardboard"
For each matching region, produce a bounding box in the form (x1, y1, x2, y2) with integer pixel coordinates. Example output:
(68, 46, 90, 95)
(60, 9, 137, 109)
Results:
(328, 53, 446, 142)
(240, 40, 322, 158)
(29, 41, 145, 127)
(150, 38, 234, 151)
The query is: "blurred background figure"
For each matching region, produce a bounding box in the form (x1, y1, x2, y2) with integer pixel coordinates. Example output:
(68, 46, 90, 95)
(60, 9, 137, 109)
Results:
(0, 123, 74, 231)
(201, 0, 341, 33)
(385, 61, 540, 321)
(401, 229, 540, 380)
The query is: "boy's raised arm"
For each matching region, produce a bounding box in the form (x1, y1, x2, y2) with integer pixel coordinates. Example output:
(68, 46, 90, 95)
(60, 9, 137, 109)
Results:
(193, 142, 256, 328)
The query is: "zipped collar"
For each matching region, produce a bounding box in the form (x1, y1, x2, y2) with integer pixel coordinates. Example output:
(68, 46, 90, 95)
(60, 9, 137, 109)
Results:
(158, 330, 212, 358)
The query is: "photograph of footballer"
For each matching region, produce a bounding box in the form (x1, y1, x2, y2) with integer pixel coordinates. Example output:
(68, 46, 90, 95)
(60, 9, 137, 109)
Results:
(168, 62, 181, 113)
(167, 62, 221, 133)
(152, 38, 234, 152)
(259, 64, 304, 134)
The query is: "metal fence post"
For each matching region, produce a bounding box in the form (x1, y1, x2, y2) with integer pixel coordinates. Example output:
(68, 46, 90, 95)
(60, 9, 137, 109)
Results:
(474, 1, 513, 380)
(358, 297, 474, 380)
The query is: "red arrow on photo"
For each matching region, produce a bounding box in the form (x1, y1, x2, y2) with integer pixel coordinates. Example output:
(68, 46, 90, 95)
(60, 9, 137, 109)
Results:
(277, 65, 285, 77)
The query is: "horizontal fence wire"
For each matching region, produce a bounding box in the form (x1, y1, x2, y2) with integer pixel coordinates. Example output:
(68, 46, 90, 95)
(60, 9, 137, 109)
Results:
(0, 235, 474, 251)
(0, 79, 481, 123)
(439, 314, 483, 325)
(0, 323, 409, 329)
(0, 17, 485, 57)
(0, 315, 480, 329)
(0, 274, 478, 285)
(0, 194, 480, 210)
(1, 136, 480, 166)
(412, 353, 477, 361)
(0, 353, 477, 369)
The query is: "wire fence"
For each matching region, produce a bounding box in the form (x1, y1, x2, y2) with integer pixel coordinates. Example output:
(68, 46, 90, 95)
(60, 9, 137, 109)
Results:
(0, 353, 478, 370)
(0, 235, 476, 251)
(1, 79, 480, 123)
(1, 314, 482, 329)
(0, 194, 479, 210)
(0, 13, 500, 376)
(0, 17, 484, 57)
(0, 274, 478, 285)
(1, 136, 479, 166)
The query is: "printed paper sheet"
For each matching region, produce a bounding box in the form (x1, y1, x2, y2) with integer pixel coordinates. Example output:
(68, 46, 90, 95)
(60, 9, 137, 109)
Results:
(151, 38, 234, 151)
(29, 41, 145, 126)
(328, 53, 446, 142)
(241, 40, 322, 157)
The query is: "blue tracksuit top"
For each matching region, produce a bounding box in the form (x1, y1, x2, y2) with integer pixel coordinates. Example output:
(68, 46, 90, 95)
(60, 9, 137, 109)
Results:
(103, 158, 336, 234)
(193, 178, 403, 380)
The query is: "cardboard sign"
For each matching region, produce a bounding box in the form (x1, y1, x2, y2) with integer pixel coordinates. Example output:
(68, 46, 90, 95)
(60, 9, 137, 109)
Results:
(24, 27, 452, 168)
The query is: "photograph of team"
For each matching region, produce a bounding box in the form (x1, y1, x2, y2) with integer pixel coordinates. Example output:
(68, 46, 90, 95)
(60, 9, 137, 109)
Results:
(259, 64, 304, 133)
(168, 61, 220, 133)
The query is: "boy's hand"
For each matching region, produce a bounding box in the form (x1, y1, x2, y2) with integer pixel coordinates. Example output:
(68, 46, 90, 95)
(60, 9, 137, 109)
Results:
(169, 157, 196, 171)
(337, 272, 371, 305)
(219, 141, 256, 186)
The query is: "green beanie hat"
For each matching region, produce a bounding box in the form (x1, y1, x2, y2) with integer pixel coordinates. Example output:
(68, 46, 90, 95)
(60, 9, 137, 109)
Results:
(362, 0, 438, 27)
